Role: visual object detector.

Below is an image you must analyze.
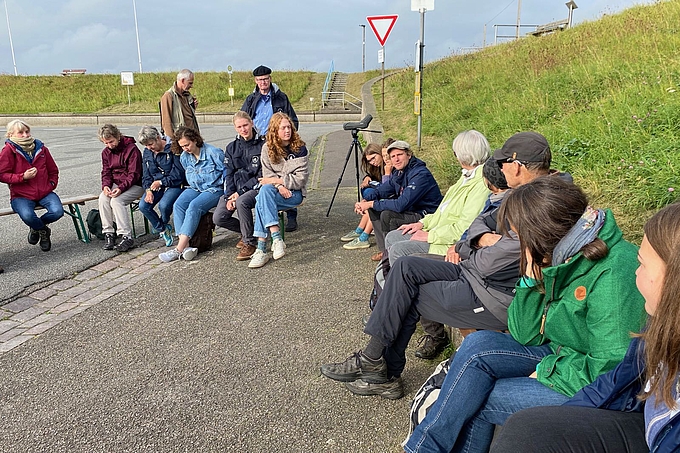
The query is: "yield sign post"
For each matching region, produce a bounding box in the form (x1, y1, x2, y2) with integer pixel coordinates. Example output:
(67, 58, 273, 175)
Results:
(367, 14, 398, 111)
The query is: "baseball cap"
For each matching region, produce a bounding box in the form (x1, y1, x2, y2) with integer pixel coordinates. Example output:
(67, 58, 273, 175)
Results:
(386, 140, 410, 153)
(493, 132, 550, 165)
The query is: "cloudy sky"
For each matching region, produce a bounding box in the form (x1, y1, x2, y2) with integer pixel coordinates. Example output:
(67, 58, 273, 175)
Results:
(0, 0, 656, 76)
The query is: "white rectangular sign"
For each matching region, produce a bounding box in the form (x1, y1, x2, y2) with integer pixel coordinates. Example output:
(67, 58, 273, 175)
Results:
(378, 49, 384, 64)
(411, 0, 434, 11)
(120, 71, 134, 86)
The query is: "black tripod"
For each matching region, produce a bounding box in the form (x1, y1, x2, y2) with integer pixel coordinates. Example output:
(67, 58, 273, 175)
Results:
(326, 114, 378, 217)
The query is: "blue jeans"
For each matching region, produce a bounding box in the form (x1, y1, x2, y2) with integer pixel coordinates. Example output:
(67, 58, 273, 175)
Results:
(138, 187, 183, 232)
(404, 331, 569, 453)
(173, 189, 221, 238)
(11, 192, 64, 230)
(253, 184, 303, 239)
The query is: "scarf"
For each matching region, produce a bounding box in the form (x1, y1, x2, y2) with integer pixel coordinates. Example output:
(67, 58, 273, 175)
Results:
(12, 136, 36, 158)
(551, 206, 606, 266)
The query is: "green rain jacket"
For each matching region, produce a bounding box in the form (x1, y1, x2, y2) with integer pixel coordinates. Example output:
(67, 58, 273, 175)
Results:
(508, 209, 646, 397)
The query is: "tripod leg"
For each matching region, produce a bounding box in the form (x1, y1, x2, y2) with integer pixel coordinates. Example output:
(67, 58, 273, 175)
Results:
(326, 138, 361, 217)
(355, 141, 363, 202)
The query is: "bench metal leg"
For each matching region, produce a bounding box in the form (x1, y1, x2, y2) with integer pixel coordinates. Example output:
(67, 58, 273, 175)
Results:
(66, 203, 90, 244)
(129, 201, 151, 239)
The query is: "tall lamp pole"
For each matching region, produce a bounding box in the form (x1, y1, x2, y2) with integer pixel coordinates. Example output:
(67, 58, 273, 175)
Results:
(412, 0, 433, 150)
(360, 24, 366, 72)
(132, 0, 143, 73)
(3, 0, 17, 76)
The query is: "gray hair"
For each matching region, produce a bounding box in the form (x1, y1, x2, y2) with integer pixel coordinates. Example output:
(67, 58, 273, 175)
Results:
(5, 119, 31, 138)
(138, 125, 162, 145)
(98, 124, 121, 141)
(177, 69, 194, 81)
(452, 130, 490, 167)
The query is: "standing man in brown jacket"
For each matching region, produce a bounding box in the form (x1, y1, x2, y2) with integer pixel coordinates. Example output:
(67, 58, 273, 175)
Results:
(160, 69, 199, 140)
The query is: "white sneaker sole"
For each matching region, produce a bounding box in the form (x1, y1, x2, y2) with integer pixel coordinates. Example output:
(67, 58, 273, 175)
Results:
(248, 254, 270, 268)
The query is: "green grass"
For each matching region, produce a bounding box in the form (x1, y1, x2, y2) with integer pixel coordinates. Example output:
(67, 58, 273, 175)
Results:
(376, 0, 680, 242)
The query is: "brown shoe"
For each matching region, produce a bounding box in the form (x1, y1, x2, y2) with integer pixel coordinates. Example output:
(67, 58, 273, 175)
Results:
(236, 244, 257, 261)
(371, 251, 383, 262)
(235, 237, 245, 249)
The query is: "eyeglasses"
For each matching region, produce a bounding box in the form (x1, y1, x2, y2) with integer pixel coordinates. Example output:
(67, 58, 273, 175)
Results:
(255, 77, 270, 83)
(367, 154, 380, 165)
(497, 158, 527, 169)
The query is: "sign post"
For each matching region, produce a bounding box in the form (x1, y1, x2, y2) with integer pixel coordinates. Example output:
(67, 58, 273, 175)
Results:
(411, 0, 434, 149)
(367, 14, 398, 111)
(227, 65, 234, 106)
(120, 71, 134, 107)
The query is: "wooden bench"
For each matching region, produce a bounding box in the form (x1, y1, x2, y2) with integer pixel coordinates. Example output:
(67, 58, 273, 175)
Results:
(61, 69, 87, 76)
(0, 194, 150, 244)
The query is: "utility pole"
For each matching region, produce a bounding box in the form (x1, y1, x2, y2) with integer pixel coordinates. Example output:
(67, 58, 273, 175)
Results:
(412, 0, 433, 150)
(132, 0, 143, 73)
(4, 0, 17, 76)
(516, 0, 522, 39)
(360, 24, 366, 72)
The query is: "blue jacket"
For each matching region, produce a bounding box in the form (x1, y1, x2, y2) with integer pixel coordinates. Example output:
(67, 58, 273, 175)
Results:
(141, 139, 185, 190)
(180, 143, 224, 193)
(364, 156, 442, 215)
(565, 337, 680, 453)
(241, 83, 299, 131)
(223, 133, 265, 197)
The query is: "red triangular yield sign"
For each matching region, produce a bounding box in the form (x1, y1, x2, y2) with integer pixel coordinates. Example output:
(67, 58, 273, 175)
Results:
(367, 15, 398, 47)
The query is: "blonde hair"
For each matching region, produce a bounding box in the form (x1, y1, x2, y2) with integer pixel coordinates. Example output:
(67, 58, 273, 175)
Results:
(5, 119, 31, 138)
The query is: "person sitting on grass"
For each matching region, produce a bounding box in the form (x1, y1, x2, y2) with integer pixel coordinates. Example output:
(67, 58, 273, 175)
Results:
(342, 142, 393, 250)
(356, 140, 443, 262)
(0, 119, 63, 252)
(248, 112, 308, 269)
(212, 111, 265, 261)
(401, 177, 646, 453)
(490, 201, 680, 453)
(158, 127, 224, 262)
(97, 124, 144, 252)
(137, 126, 185, 247)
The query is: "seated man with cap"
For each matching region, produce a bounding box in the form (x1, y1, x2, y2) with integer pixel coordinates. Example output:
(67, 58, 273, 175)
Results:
(354, 140, 443, 261)
(241, 65, 301, 231)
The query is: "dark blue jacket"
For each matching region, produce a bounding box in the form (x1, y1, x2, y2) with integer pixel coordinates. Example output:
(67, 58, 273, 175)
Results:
(241, 83, 299, 130)
(364, 156, 442, 215)
(565, 337, 680, 453)
(223, 133, 265, 197)
(141, 141, 185, 190)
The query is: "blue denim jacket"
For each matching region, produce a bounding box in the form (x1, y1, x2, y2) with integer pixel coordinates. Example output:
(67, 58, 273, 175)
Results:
(180, 143, 225, 193)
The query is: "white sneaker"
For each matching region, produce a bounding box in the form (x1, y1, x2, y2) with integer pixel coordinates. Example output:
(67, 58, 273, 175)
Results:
(272, 239, 286, 260)
(248, 249, 270, 268)
(182, 247, 198, 261)
(159, 248, 181, 263)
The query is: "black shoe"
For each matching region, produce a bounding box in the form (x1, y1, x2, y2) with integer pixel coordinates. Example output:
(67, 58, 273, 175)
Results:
(115, 236, 135, 252)
(28, 228, 40, 245)
(38, 226, 51, 252)
(320, 351, 387, 384)
(414, 335, 449, 360)
(284, 213, 298, 232)
(345, 377, 404, 400)
(103, 233, 116, 250)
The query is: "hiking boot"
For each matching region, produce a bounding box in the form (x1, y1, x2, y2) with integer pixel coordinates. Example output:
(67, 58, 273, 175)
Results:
(115, 236, 134, 252)
(182, 247, 198, 261)
(28, 227, 40, 245)
(103, 233, 116, 250)
(235, 237, 245, 249)
(272, 238, 286, 260)
(341, 230, 360, 242)
(345, 377, 404, 400)
(160, 224, 173, 247)
(371, 251, 383, 261)
(320, 351, 388, 384)
(38, 226, 51, 252)
(285, 213, 298, 232)
(343, 237, 370, 250)
(159, 248, 181, 263)
(236, 244, 257, 261)
(414, 335, 450, 360)
(248, 249, 270, 268)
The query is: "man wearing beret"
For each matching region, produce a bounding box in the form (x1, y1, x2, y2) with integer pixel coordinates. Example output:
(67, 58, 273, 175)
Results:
(242, 65, 300, 231)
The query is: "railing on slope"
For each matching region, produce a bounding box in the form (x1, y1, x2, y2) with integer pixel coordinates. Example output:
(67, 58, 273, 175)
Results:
(321, 91, 362, 111)
(321, 60, 335, 106)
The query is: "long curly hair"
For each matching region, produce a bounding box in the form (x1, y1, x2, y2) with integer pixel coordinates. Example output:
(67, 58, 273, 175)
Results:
(265, 112, 304, 163)
(638, 202, 680, 409)
(171, 126, 204, 154)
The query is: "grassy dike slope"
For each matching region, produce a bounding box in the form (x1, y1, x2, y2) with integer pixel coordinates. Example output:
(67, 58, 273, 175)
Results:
(378, 0, 680, 241)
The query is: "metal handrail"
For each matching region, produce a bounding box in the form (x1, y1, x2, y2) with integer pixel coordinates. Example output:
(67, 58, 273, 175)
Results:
(322, 60, 335, 104)
(321, 91, 361, 110)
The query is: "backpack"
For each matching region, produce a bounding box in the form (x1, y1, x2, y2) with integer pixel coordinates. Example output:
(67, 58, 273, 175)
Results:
(86, 209, 115, 240)
(369, 249, 391, 310)
(189, 212, 215, 253)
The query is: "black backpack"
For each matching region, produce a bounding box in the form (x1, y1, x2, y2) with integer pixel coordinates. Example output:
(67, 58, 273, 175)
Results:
(369, 249, 391, 310)
(86, 209, 115, 240)
(188, 212, 215, 253)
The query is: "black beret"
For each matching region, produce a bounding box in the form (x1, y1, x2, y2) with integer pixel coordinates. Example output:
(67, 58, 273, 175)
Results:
(252, 65, 272, 77)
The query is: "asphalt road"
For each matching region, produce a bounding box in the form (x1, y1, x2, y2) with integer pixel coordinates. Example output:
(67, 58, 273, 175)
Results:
(0, 123, 346, 303)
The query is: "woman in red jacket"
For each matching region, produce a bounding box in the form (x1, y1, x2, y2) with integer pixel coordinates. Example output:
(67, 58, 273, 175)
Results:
(0, 120, 63, 252)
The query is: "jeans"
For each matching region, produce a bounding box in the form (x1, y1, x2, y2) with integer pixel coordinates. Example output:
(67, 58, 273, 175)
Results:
(404, 330, 569, 453)
(11, 192, 64, 230)
(253, 184, 303, 239)
(138, 187, 183, 232)
(173, 188, 221, 238)
(212, 189, 258, 246)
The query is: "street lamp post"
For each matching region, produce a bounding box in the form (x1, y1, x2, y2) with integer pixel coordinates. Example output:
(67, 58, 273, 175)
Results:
(132, 0, 143, 73)
(359, 24, 366, 72)
(3, 0, 17, 76)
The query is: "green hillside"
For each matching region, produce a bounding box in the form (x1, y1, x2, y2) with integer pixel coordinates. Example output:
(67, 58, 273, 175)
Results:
(379, 0, 680, 240)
